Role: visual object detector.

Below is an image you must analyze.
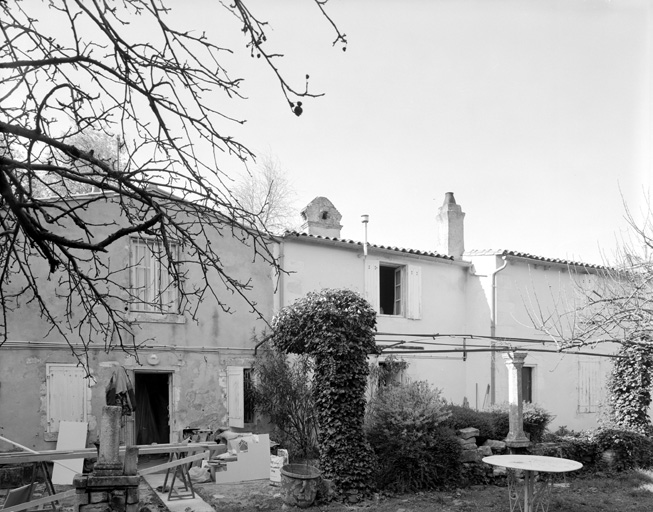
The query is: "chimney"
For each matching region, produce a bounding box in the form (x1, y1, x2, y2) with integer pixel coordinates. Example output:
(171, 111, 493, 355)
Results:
(436, 192, 465, 259)
(300, 197, 343, 238)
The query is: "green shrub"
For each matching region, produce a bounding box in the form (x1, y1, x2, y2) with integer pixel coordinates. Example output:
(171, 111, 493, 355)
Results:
(487, 402, 554, 443)
(594, 428, 653, 471)
(543, 427, 653, 472)
(444, 402, 553, 444)
(443, 405, 501, 444)
(252, 346, 319, 460)
(366, 381, 461, 492)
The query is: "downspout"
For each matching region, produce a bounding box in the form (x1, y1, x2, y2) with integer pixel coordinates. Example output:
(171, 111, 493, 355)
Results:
(489, 255, 508, 405)
(255, 238, 285, 355)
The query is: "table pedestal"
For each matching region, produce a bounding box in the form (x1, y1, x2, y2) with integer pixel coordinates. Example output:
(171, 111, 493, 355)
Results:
(506, 469, 552, 512)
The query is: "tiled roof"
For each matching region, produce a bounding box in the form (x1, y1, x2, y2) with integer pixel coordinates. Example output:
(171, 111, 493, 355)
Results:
(465, 249, 608, 269)
(282, 231, 454, 260)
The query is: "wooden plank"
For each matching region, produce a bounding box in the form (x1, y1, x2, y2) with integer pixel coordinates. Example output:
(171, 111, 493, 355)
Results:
(1, 489, 76, 512)
(138, 451, 209, 476)
(0, 443, 217, 465)
(51, 422, 87, 485)
(214, 434, 270, 484)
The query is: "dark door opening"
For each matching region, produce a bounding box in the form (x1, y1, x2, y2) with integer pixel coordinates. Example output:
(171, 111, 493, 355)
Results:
(135, 372, 171, 445)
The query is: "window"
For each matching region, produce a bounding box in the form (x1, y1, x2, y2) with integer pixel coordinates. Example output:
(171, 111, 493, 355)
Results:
(46, 364, 89, 436)
(522, 367, 533, 403)
(243, 369, 255, 424)
(130, 238, 179, 313)
(227, 366, 255, 427)
(365, 260, 421, 319)
(379, 265, 402, 315)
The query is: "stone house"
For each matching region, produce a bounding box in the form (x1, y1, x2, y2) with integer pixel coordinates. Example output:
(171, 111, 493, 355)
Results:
(275, 194, 623, 431)
(0, 190, 639, 454)
(0, 193, 274, 452)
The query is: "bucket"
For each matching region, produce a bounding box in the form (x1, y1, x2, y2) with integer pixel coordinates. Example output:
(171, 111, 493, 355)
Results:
(280, 464, 321, 508)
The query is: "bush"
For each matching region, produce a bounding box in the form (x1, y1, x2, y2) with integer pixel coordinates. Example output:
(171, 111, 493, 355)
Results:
(366, 381, 461, 492)
(444, 402, 553, 444)
(443, 405, 501, 444)
(542, 427, 653, 472)
(252, 347, 319, 460)
(487, 402, 554, 443)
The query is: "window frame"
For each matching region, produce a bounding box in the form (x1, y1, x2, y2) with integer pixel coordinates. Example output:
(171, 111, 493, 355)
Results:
(227, 366, 256, 428)
(379, 263, 404, 316)
(365, 259, 421, 319)
(45, 363, 90, 439)
(129, 237, 180, 314)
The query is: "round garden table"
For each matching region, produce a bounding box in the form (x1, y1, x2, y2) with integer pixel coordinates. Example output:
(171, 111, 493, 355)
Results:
(483, 454, 582, 512)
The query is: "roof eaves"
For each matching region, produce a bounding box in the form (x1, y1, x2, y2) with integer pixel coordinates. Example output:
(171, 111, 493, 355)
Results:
(282, 231, 455, 261)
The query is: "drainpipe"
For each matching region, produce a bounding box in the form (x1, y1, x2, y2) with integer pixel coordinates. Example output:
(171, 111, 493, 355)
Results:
(489, 255, 508, 405)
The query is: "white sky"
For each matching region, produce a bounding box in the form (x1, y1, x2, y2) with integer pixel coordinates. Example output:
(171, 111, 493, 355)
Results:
(36, 0, 653, 265)
(203, 0, 652, 265)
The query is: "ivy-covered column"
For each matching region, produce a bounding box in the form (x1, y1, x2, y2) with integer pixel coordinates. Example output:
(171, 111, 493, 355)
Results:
(609, 342, 653, 434)
(272, 289, 380, 501)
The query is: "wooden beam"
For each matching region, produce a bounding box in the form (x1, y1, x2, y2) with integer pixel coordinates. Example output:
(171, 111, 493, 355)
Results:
(1, 489, 76, 512)
(138, 451, 209, 476)
(0, 443, 216, 464)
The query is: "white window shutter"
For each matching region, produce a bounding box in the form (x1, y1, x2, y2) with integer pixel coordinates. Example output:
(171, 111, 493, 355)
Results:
(227, 366, 245, 428)
(406, 265, 422, 319)
(46, 364, 88, 433)
(578, 360, 602, 413)
(364, 259, 380, 313)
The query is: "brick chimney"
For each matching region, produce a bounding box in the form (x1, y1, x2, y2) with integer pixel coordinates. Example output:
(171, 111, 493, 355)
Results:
(436, 192, 465, 259)
(300, 197, 343, 238)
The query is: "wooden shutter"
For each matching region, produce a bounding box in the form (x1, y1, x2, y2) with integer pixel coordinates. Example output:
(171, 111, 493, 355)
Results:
(46, 364, 88, 433)
(578, 360, 601, 413)
(364, 259, 380, 313)
(406, 265, 422, 319)
(227, 366, 244, 428)
(365, 258, 379, 313)
(130, 239, 151, 310)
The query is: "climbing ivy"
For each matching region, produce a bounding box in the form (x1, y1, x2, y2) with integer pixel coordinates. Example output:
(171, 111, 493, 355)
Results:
(607, 341, 653, 435)
(271, 288, 380, 500)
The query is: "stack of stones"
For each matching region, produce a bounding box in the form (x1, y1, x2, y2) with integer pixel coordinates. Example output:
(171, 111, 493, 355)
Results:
(457, 427, 507, 464)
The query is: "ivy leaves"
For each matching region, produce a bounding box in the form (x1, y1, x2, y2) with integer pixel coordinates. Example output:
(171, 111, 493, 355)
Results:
(271, 289, 379, 499)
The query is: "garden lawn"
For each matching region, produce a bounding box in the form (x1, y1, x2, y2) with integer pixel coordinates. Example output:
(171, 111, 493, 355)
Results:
(194, 469, 653, 512)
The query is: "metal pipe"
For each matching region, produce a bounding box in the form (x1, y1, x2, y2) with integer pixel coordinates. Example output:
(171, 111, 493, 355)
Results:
(489, 255, 508, 405)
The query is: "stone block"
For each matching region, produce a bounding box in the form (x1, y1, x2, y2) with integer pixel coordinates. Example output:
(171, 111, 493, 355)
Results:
(458, 427, 480, 439)
(109, 491, 126, 509)
(126, 487, 139, 505)
(460, 450, 480, 463)
(75, 491, 90, 506)
(483, 439, 506, 452)
(90, 491, 109, 504)
(79, 504, 111, 512)
(477, 445, 493, 457)
(457, 437, 477, 446)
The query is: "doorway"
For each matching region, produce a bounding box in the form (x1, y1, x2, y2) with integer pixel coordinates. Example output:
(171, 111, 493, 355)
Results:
(134, 372, 171, 445)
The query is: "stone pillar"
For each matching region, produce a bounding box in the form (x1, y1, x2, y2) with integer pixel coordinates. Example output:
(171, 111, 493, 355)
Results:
(502, 351, 531, 450)
(74, 406, 140, 512)
(95, 406, 123, 475)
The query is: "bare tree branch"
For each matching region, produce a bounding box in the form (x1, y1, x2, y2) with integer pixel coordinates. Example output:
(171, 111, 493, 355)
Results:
(0, 0, 345, 372)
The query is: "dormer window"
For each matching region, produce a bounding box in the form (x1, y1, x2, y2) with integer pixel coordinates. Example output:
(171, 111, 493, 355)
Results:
(321, 211, 329, 220)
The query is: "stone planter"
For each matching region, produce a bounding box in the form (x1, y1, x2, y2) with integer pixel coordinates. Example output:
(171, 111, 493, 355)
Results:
(280, 464, 321, 508)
